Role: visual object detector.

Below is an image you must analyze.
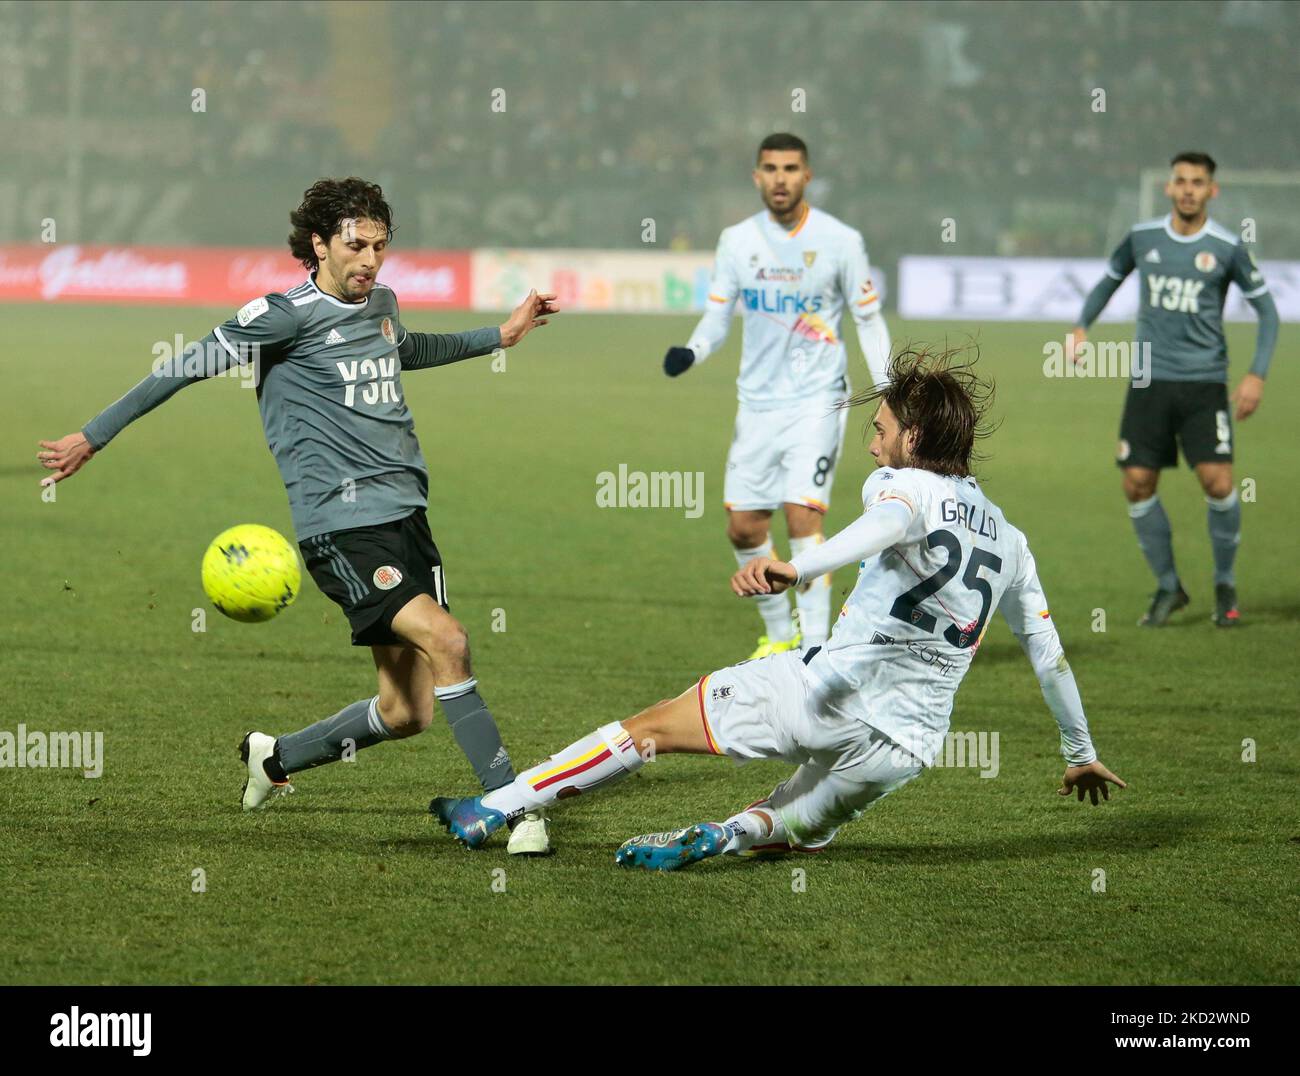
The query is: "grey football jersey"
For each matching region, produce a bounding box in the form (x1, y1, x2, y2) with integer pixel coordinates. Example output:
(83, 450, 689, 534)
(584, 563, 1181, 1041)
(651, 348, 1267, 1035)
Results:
(1102, 215, 1270, 382)
(82, 274, 499, 541)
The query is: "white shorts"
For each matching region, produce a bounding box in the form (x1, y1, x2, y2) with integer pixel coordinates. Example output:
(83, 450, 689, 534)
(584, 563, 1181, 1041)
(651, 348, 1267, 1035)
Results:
(723, 394, 849, 514)
(696, 651, 923, 848)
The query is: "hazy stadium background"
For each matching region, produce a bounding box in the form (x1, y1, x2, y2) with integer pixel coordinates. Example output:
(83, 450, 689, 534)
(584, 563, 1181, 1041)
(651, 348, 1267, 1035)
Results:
(5, 0, 1299, 263)
(3, 1, 1298, 987)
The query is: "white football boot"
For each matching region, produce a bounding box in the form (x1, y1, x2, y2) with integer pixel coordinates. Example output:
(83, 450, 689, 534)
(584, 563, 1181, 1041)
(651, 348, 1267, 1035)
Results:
(506, 809, 551, 856)
(239, 731, 294, 810)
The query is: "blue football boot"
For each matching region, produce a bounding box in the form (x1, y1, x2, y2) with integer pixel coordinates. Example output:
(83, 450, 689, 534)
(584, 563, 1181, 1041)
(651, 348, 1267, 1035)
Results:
(429, 795, 506, 849)
(615, 823, 729, 871)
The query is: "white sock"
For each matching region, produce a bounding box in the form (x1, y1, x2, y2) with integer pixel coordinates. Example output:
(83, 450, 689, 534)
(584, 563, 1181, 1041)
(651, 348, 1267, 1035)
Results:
(733, 539, 796, 641)
(789, 533, 831, 646)
(719, 806, 788, 854)
(482, 722, 644, 819)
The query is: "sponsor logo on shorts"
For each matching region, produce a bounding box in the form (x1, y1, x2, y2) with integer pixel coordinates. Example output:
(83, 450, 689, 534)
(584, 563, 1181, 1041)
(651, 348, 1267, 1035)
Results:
(711, 685, 734, 701)
(373, 565, 403, 590)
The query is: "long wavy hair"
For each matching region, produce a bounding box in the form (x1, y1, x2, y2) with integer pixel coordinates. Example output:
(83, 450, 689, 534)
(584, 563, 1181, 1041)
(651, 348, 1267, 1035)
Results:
(841, 342, 998, 478)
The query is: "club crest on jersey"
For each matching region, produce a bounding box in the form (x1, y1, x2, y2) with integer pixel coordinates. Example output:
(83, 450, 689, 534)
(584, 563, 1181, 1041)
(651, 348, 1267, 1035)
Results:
(803, 250, 817, 267)
(373, 565, 403, 590)
(1194, 251, 1216, 273)
(380, 317, 396, 345)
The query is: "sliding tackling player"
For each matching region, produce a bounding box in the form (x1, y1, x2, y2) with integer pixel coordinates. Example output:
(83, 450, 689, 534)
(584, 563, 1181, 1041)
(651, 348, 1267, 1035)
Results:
(433, 347, 1124, 869)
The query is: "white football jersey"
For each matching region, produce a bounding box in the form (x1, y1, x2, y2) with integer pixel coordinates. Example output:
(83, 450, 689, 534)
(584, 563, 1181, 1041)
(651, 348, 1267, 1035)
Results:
(803, 466, 1053, 764)
(687, 205, 890, 410)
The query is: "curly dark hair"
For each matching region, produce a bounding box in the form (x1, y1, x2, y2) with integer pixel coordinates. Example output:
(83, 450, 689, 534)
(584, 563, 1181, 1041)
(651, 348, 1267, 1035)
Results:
(841, 341, 999, 478)
(287, 177, 395, 270)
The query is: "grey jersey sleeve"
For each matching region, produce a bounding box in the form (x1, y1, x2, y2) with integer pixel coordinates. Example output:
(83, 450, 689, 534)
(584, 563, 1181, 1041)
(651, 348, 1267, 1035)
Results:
(1078, 232, 1135, 328)
(81, 294, 296, 451)
(397, 324, 502, 369)
(1228, 245, 1279, 379)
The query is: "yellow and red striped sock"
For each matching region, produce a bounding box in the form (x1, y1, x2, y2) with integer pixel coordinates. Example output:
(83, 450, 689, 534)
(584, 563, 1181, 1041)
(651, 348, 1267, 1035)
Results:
(482, 722, 644, 818)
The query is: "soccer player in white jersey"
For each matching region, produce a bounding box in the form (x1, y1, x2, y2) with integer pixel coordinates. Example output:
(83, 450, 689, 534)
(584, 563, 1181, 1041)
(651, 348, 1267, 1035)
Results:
(431, 347, 1126, 869)
(661, 133, 892, 660)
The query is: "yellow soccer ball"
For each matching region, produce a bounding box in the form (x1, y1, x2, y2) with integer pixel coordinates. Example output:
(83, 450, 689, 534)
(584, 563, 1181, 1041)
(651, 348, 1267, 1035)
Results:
(201, 524, 301, 623)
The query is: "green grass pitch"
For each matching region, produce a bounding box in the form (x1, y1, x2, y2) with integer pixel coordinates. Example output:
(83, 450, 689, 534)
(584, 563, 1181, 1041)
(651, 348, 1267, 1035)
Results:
(2, 305, 1296, 985)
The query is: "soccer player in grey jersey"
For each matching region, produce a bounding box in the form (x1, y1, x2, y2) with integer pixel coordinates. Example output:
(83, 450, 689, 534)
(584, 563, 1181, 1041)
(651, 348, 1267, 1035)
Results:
(37, 177, 560, 854)
(1070, 152, 1280, 628)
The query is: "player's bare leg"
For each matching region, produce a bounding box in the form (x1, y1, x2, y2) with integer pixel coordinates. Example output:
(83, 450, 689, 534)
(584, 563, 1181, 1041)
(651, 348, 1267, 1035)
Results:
(392, 595, 548, 852)
(1123, 466, 1187, 626)
(430, 684, 802, 867)
(729, 508, 798, 656)
(390, 594, 516, 791)
(429, 683, 721, 848)
(1195, 461, 1240, 626)
(371, 644, 435, 738)
(784, 501, 831, 651)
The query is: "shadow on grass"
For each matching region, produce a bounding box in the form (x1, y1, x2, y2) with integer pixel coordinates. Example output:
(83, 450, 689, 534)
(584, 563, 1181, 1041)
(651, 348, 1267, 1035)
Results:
(593, 805, 1215, 872)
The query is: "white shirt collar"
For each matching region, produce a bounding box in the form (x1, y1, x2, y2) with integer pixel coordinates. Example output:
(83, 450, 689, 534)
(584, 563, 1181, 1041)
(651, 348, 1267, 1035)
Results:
(310, 272, 369, 309)
(1162, 213, 1210, 244)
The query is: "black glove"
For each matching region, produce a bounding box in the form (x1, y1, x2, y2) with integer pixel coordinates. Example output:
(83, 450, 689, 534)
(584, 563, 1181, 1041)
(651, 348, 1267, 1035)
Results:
(663, 346, 696, 377)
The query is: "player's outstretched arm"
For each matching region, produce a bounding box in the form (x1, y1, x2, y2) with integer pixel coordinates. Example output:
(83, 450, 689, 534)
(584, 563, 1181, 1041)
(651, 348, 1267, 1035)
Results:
(498, 289, 559, 348)
(37, 351, 215, 486)
(1012, 628, 1127, 805)
(666, 232, 738, 378)
(732, 499, 912, 596)
(40, 294, 296, 486)
(37, 433, 95, 485)
(1001, 537, 1124, 804)
(1071, 233, 1135, 364)
(398, 290, 558, 370)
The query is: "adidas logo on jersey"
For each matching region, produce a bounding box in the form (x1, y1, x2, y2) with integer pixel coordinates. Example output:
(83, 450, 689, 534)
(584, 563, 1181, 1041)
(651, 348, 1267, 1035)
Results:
(325, 329, 346, 345)
(1144, 249, 1161, 263)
